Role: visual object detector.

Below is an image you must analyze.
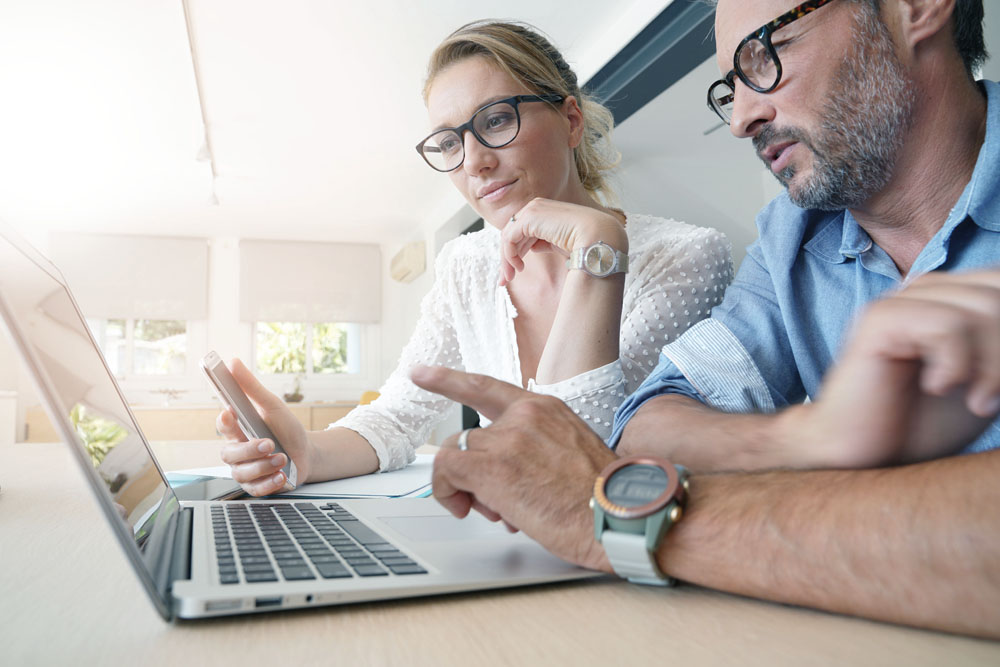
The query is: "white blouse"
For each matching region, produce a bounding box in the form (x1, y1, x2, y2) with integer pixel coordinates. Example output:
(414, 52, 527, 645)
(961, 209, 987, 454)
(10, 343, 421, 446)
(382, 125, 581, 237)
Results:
(332, 213, 733, 471)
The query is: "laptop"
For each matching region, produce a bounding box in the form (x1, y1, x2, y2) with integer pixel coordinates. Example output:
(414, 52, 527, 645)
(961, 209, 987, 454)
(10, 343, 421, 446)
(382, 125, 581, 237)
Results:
(0, 224, 598, 620)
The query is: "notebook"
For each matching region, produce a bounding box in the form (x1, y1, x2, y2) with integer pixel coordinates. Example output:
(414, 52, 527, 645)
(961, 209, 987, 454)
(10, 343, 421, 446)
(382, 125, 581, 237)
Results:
(0, 224, 598, 620)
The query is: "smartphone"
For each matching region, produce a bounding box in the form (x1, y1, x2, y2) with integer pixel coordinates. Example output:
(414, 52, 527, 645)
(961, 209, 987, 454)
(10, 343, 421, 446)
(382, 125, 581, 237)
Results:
(200, 351, 298, 491)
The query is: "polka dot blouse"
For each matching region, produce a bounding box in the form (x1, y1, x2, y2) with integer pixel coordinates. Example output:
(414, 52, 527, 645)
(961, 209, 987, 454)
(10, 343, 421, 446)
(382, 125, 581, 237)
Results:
(332, 213, 734, 472)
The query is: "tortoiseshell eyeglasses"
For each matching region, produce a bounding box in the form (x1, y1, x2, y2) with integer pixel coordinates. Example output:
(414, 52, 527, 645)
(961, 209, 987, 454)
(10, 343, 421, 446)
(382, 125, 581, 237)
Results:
(707, 0, 839, 124)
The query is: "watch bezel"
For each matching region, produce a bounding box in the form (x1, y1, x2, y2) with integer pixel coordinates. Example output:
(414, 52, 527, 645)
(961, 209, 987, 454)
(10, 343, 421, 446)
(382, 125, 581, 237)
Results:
(593, 456, 684, 520)
(583, 242, 617, 277)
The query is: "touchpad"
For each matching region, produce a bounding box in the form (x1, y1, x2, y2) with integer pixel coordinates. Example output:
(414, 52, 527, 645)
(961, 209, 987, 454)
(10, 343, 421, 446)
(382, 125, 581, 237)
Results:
(378, 514, 511, 541)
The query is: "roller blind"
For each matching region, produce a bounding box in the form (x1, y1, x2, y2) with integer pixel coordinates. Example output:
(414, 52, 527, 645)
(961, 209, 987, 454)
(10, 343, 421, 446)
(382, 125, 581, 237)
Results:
(239, 240, 381, 324)
(50, 233, 209, 320)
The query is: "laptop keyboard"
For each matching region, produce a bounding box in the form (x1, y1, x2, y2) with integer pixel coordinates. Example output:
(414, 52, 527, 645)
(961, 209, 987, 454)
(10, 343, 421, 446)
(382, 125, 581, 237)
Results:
(210, 502, 428, 585)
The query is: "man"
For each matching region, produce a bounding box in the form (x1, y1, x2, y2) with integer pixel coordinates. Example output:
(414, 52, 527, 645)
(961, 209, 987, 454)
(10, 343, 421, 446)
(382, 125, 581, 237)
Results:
(413, 0, 1000, 639)
(613, 0, 1000, 470)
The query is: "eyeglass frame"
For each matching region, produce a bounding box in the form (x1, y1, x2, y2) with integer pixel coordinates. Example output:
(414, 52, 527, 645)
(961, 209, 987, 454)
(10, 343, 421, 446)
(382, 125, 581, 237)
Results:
(706, 0, 839, 124)
(415, 93, 566, 172)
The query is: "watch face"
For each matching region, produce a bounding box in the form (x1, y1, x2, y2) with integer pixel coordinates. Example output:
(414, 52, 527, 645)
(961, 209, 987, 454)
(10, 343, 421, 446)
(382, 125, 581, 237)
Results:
(595, 457, 683, 520)
(584, 243, 614, 276)
(605, 464, 667, 508)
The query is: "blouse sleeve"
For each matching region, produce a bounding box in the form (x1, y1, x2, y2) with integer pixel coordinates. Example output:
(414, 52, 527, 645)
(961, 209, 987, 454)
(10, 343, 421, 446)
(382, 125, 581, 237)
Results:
(330, 243, 467, 472)
(529, 218, 734, 443)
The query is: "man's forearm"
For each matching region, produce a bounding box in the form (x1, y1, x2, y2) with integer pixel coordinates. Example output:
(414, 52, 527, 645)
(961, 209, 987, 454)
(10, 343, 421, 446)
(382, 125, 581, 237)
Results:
(660, 450, 1000, 638)
(618, 394, 801, 472)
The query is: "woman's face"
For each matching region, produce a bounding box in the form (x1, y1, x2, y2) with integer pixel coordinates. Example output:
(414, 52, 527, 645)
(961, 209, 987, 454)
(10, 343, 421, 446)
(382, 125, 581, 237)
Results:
(425, 56, 582, 228)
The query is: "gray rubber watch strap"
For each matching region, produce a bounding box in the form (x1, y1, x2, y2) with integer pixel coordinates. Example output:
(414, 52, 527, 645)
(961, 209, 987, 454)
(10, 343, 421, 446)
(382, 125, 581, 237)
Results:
(601, 531, 674, 586)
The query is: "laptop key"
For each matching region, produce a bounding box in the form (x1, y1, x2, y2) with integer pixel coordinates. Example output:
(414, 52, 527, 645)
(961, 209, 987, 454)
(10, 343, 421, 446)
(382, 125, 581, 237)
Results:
(244, 571, 278, 583)
(387, 564, 428, 575)
(274, 556, 305, 566)
(367, 544, 401, 554)
(345, 555, 375, 565)
(242, 563, 276, 573)
(352, 564, 388, 577)
(239, 555, 272, 565)
(308, 554, 341, 564)
(336, 519, 387, 546)
(220, 573, 240, 584)
(280, 566, 316, 581)
(379, 557, 417, 567)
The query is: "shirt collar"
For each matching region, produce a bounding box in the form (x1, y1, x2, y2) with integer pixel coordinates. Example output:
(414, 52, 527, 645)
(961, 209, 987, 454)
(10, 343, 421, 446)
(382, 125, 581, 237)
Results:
(964, 79, 1000, 232)
(803, 211, 870, 264)
(805, 79, 1000, 265)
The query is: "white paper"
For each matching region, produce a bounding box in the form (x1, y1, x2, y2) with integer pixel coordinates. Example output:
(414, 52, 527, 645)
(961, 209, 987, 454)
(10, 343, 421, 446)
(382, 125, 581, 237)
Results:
(170, 454, 434, 499)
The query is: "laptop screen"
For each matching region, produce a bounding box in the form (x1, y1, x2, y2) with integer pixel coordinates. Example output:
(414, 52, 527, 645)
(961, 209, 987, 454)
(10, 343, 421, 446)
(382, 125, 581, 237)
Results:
(0, 226, 178, 615)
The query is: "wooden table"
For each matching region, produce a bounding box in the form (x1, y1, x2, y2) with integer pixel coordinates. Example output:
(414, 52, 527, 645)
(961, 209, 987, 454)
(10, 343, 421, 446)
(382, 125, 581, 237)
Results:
(2, 441, 999, 666)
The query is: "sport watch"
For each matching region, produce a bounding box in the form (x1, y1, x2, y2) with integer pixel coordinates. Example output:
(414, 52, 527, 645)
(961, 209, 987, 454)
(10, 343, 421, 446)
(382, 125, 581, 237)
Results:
(591, 455, 689, 586)
(567, 241, 628, 277)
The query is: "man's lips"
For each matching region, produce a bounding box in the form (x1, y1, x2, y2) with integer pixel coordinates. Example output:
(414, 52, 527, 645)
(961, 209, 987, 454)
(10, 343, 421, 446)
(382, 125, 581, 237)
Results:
(477, 180, 517, 200)
(761, 141, 797, 173)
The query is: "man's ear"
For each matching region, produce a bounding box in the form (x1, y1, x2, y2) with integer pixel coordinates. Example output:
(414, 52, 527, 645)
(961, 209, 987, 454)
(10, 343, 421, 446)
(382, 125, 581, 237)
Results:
(893, 0, 956, 51)
(563, 95, 585, 149)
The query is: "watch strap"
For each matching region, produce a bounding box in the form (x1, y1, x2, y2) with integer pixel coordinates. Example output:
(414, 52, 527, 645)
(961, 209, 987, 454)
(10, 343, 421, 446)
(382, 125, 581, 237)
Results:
(601, 531, 675, 586)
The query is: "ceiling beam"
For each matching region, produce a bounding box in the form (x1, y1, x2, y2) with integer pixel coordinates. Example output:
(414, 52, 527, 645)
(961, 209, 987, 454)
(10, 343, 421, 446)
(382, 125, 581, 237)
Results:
(585, 1, 716, 125)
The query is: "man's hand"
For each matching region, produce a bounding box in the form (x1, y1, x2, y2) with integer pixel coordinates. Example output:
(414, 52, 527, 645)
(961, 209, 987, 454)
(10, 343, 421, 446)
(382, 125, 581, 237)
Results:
(787, 269, 1000, 467)
(410, 365, 616, 572)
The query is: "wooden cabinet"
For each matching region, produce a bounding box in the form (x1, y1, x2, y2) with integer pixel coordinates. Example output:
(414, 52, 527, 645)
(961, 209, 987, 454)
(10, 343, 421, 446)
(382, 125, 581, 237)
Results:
(22, 401, 357, 442)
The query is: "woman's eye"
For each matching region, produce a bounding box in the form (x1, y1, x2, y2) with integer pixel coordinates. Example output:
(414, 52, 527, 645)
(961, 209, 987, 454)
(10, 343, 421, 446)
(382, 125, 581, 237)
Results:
(484, 112, 515, 131)
(439, 136, 460, 154)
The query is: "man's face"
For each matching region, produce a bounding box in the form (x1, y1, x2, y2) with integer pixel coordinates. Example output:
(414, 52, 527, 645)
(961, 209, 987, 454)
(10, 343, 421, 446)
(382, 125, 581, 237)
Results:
(715, 0, 915, 210)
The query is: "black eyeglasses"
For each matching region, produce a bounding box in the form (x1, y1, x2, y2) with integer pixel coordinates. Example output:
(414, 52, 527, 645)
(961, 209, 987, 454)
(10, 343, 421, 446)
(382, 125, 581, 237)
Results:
(707, 0, 839, 124)
(415, 94, 565, 172)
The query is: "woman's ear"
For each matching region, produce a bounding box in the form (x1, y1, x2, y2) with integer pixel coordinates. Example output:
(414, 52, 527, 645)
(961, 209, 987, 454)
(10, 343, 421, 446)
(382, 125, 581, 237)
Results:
(563, 96, 585, 149)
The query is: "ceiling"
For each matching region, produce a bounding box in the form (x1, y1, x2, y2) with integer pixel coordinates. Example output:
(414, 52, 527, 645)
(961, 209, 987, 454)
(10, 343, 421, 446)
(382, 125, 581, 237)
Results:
(0, 0, 674, 246)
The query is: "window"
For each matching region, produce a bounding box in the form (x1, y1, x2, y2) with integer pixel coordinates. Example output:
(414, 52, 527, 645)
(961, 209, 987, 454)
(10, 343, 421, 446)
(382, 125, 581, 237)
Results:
(254, 322, 361, 376)
(87, 319, 187, 377)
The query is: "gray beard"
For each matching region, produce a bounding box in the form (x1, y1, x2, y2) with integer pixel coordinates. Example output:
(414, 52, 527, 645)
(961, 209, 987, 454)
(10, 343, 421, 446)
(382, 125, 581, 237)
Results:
(756, 5, 916, 211)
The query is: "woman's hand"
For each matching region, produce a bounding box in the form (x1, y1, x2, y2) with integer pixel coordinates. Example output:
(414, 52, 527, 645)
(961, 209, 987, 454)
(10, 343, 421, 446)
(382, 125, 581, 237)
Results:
(216, 358, 314, 496)
(499, 198, 627, 286)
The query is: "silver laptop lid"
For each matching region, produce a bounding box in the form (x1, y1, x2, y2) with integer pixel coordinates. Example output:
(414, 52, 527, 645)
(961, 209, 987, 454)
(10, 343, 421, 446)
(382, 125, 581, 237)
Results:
(0, 224, 178, 619)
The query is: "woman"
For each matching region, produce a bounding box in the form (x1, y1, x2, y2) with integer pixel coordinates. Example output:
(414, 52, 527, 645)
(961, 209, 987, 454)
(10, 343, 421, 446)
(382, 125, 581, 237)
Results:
(219, 20, 732, 495)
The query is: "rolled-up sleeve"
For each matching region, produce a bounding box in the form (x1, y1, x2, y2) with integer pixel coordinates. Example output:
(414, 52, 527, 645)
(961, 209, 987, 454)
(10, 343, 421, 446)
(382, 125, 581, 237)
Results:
(610, 237, 804, 448)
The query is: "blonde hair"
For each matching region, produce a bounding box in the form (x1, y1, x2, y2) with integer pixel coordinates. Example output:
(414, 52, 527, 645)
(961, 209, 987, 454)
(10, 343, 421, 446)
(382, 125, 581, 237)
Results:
(424, 20, 620, 204)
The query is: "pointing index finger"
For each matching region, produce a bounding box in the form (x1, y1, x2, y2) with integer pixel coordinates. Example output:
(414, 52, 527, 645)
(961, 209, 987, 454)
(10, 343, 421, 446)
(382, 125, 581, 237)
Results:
(410, 365, 528, 422)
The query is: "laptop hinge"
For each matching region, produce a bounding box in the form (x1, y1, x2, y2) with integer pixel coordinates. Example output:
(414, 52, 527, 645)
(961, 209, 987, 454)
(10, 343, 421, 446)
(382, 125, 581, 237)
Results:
(169, 506, 193, 584)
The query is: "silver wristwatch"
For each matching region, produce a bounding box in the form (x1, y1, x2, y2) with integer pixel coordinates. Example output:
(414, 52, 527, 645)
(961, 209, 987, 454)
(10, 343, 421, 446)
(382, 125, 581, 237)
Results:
(567, 242, 628, 278)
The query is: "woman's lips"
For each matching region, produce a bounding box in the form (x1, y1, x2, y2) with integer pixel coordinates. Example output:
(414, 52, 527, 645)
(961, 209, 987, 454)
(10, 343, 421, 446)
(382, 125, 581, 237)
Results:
(478, 180, 516, 201)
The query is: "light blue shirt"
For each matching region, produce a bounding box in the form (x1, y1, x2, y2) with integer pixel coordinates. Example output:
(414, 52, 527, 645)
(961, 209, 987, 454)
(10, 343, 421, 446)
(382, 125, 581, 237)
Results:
(611, 80, 1000, 455)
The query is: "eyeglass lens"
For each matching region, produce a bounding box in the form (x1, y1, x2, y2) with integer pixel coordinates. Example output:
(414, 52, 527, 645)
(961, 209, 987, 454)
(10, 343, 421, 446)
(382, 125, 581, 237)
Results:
(710, 38, 779, 123)
(709, 81, 736, 123)
(738, 39, 778, 90)
(420, 101, 520, 172)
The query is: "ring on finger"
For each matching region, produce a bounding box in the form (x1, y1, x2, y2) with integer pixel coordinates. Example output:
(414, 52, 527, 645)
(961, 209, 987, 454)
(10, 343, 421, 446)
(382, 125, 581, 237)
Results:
(457, 428, 473, 451)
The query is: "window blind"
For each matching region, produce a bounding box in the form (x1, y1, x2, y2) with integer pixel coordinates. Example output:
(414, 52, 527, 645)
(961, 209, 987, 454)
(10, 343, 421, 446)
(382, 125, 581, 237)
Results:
(50, 233, 209, 320)
(239, 240, 381, 323)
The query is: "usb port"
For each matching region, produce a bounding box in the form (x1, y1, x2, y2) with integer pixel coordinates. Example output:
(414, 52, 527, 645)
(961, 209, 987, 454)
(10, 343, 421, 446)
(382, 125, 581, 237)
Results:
(254, 596, 283, 609)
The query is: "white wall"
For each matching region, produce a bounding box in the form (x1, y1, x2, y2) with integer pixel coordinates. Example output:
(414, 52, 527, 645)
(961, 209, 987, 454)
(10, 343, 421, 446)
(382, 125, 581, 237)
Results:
(378, 201, 480, 445)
